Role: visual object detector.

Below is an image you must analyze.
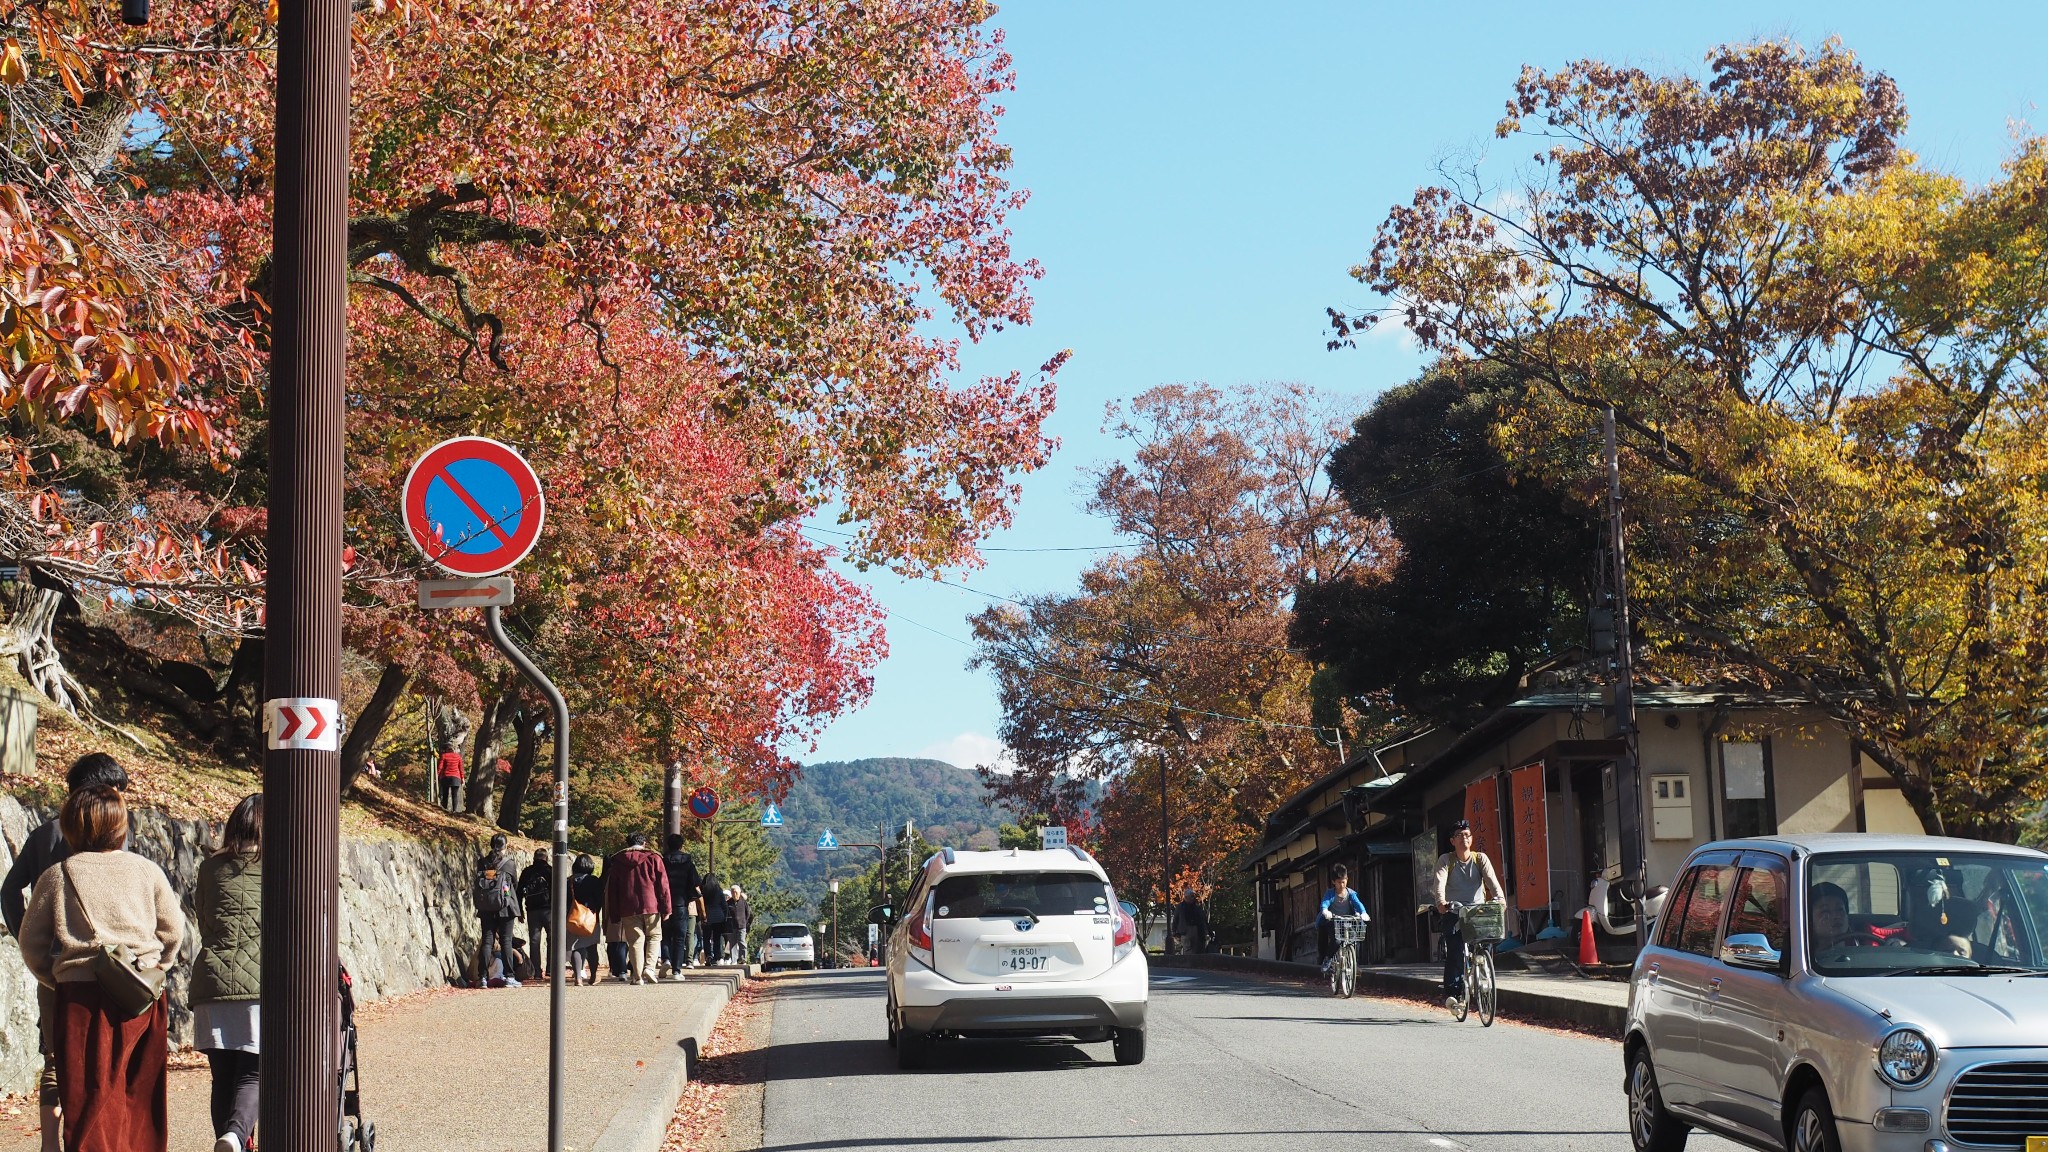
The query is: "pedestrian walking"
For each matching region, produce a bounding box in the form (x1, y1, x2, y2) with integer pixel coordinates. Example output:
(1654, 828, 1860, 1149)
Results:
(660, 836, 700, 979)
(472, 834, 522, 987)
(435, 742, 464, 812)
(603, 833, 670, 984)
(17, 784, 182, 1152)
(1173, 889, 1211, 954)
(517, 848, 553, 979)
(600, 847, 631, 980)
(567, 854, 603, 985)
(191, 795, 263, 1152)
(727, 884, 752, 964)
(698, 873, 728, 965)
(1, 753, 129, 1152)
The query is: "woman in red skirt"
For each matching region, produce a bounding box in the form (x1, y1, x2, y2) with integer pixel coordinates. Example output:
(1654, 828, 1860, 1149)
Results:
(17, 785, 184, 1152)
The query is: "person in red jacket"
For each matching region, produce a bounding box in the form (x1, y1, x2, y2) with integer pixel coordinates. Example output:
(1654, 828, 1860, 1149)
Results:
(603, 833, 671, 985)
(436, 743, 464, 813)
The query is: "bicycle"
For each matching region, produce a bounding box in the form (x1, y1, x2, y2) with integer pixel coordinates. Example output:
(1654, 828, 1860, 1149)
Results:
(1326, 914, 1369, 998)
(1443, 900, 1504, 1026)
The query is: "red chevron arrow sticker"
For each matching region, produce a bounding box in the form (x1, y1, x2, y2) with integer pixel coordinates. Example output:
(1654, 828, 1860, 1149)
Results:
(265, 697, 339, 751)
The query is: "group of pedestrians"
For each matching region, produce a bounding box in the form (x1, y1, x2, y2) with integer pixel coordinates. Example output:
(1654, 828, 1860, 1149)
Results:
(489, 830, 756, 986)
(1, 753, 263, 1152)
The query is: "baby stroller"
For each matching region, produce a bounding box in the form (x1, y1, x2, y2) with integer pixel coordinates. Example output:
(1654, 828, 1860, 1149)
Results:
(339, 966, 376, 1152)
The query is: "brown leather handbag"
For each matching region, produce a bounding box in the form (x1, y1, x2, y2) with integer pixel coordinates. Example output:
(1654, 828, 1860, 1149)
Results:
(60, 861, 166, 1019)
(566, 899, 598, 939)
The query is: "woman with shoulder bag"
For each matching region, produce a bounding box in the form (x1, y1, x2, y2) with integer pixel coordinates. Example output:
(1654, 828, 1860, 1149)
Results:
(567, 854, 605, 986)
(191, 795, 263, 1152)
(17, 785, 183, 1152)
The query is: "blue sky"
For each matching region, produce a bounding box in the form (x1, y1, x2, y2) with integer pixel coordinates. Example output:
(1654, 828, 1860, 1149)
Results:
(793, 0, 2048, 770)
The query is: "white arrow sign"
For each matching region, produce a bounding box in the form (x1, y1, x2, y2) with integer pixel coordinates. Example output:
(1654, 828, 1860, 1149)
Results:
(761, 803, 784, 827)
(264, 697, 339, 751)
(817, 829, 839, 851)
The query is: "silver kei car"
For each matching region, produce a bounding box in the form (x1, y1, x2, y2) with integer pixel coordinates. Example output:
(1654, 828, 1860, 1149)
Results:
(1625, 833, 2048, 1152)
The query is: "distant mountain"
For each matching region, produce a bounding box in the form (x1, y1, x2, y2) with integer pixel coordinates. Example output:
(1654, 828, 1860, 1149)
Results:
(770, 757, 1015, 902)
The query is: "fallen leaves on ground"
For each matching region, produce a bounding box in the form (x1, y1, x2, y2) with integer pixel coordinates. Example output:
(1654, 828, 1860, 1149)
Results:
(659, 982, 768, 1151)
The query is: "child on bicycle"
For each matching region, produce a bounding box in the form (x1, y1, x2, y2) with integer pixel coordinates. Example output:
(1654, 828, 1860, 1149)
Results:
(1317, 864, 1369, 968)
(1432, 819, 1505, 1000)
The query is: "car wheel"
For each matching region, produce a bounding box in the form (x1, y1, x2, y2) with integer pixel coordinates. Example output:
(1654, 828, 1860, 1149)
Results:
(1112, 1027, 1145, 1066)
(1626, 1046, 1689, 1152)
(897, 1025, 929, 1070)
(1789, 1088, 1842, 1152)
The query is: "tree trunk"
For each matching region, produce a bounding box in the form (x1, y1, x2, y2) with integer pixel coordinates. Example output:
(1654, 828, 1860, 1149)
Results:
(220, 636, 265, 755)
(0, 582, 127, 738)
(465, 690, 513, 819)
(427, 695, 473, 805)
(340, 662, 410, 793)
(497, 704, 539, 835)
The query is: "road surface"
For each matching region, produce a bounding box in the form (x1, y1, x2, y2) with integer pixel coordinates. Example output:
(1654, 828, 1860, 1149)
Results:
(755, 968, 1745, 1152)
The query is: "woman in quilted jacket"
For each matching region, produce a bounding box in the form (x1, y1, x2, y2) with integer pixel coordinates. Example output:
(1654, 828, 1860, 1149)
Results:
(191, 794, 262, 1152)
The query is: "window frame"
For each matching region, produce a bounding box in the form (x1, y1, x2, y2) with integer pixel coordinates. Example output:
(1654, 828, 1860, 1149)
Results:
(1674, 853, 1742, 959)
(1723, 854, 1791, 970)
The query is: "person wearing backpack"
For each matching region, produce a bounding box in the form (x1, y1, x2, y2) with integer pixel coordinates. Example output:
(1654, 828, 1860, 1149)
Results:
(473, 834, 522, 987)
(660, 836, 701, 979)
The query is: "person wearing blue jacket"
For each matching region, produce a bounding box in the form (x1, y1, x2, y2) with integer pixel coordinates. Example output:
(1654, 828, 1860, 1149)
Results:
(1316, 864, 1369, 966)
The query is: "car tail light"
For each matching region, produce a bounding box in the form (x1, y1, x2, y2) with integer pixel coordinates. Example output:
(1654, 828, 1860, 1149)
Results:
(1113, 906, 1137, 963)
(907, 896, 934, 966)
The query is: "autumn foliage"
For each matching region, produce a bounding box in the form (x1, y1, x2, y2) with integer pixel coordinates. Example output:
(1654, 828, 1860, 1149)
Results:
(0, 0, 1059, 809)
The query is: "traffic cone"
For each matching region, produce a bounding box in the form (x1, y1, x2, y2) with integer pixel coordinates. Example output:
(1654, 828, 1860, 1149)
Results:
(1578, 908, 1600, 967)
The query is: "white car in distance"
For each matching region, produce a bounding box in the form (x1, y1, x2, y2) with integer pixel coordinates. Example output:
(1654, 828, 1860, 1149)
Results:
(884, 846, 1147, 1069)
(759, 922, 816, 971)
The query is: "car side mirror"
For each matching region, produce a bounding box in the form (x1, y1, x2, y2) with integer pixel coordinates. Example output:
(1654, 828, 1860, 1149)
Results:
(868, 904, 895, 927)
(1720, 932, 1784, 971)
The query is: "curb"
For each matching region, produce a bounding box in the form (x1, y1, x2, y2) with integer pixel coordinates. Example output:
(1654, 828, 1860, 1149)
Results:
(1152, 952, 1627, 1038)
(587, 968, 749, 1152)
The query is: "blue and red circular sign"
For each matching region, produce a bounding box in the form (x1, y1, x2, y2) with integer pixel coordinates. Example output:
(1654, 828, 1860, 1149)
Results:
(688, 788, 720, 820)
(402, 437, 546, 577)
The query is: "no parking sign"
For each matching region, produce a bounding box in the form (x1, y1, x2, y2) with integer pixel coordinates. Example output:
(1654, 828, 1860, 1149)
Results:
(402, 437, 546, 577)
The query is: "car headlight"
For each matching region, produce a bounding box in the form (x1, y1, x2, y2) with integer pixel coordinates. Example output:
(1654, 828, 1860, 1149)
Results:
(1877, 1028, 1937, 1086)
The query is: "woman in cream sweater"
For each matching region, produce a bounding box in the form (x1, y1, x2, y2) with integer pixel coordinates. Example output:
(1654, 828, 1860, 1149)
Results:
(18, 785, 183, 1152)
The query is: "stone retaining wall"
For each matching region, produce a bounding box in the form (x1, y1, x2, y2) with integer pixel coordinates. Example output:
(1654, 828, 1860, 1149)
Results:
(0, 792, 485, 1096)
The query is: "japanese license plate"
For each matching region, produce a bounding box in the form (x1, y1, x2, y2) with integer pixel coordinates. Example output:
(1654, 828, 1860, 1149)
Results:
(2026, 1138, 2048, 1152)
(997, 947, 1048, 972)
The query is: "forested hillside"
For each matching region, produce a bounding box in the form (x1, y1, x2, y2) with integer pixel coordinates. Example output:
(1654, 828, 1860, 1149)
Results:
(770, 759, 1015, 904)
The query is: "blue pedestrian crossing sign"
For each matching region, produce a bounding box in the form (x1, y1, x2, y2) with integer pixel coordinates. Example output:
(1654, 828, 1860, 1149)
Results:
(761, 803, 784, 828)
(816, 828, 840, 851)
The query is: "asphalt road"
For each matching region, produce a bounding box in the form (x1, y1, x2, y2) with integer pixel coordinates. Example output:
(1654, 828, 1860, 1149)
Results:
(757, 968, 1750, 1152)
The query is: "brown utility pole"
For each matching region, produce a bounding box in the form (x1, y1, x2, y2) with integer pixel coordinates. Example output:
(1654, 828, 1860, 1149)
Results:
(261, 0, 349, 1142)
(1603, 408, 1648, 915)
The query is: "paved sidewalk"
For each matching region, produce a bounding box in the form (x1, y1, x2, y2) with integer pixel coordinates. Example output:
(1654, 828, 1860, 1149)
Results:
(0, 969, 745, 1152)
(1154, 953, 1630, 1034)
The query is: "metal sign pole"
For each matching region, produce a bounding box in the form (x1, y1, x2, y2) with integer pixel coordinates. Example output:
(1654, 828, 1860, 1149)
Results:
(485, 606, 570, 1152)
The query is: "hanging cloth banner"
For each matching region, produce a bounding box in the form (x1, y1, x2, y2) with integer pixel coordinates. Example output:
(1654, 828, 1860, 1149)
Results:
(1464, 775, 1504, 890)
(1508, 762, 1551, 914)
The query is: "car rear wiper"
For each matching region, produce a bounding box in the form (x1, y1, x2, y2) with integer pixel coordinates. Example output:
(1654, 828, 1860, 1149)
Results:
(1885, 964, 2038, 977)
(983, 905, 1040, 924)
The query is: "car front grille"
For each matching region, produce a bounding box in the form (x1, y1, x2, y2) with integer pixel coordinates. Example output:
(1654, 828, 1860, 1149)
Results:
(1947, 1061, 2048, 1148)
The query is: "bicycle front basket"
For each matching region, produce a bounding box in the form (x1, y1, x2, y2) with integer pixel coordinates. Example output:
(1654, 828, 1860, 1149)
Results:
(1459, 902, 1506, 944)
(1332, 916, 1370, 944)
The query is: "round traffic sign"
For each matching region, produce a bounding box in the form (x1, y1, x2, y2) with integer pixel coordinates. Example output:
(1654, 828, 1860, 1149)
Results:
(402, 437, 546, 577)
(688, 788, 720, 820)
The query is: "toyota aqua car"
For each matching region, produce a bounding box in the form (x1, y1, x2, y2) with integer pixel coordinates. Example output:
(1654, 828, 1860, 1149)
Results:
(1624, 834, 2048, 1152)
(884, 847, 1147, 1070)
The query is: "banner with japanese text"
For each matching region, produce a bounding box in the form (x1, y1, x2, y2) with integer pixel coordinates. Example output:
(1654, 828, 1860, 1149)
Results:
(1509, 762, 1550, 913)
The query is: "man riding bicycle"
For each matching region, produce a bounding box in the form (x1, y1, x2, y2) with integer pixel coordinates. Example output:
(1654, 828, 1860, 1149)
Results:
(1432, 819, 1504, 1000)
(1317, 864, 1369, 969)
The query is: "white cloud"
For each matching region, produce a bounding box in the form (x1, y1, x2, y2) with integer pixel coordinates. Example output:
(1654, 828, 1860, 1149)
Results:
(919, 731, 1015, 774)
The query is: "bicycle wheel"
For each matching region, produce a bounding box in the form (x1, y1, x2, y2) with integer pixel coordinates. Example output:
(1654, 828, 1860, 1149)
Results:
(1449, 946, 1471, 1022)
(1337, 946, 1356, 998)
(1475, 946, 1497, 1027)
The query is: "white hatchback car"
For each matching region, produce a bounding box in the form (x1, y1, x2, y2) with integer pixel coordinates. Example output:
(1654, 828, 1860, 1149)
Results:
(759, 923, 816, 971)
(884, 846, 1147, 1069)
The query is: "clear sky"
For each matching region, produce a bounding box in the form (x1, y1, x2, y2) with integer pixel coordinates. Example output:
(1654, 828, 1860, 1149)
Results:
(792, 0, 2048, 770)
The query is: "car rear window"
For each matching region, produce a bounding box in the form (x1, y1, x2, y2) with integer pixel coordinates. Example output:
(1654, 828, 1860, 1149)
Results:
(932, 872, 1110, 919)
(767, 925, 809, 939)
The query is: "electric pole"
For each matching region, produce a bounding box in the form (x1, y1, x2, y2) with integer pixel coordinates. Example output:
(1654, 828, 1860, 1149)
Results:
(1604, 408, 1648, 910)
(261, 0, 349, 1140)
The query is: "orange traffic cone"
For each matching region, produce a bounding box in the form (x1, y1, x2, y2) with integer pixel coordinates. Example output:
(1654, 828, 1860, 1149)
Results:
(1578, 907, 1600, 967)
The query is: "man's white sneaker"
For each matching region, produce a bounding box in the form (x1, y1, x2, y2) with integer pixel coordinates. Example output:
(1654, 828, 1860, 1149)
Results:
(214, 1133, 243, 1152)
